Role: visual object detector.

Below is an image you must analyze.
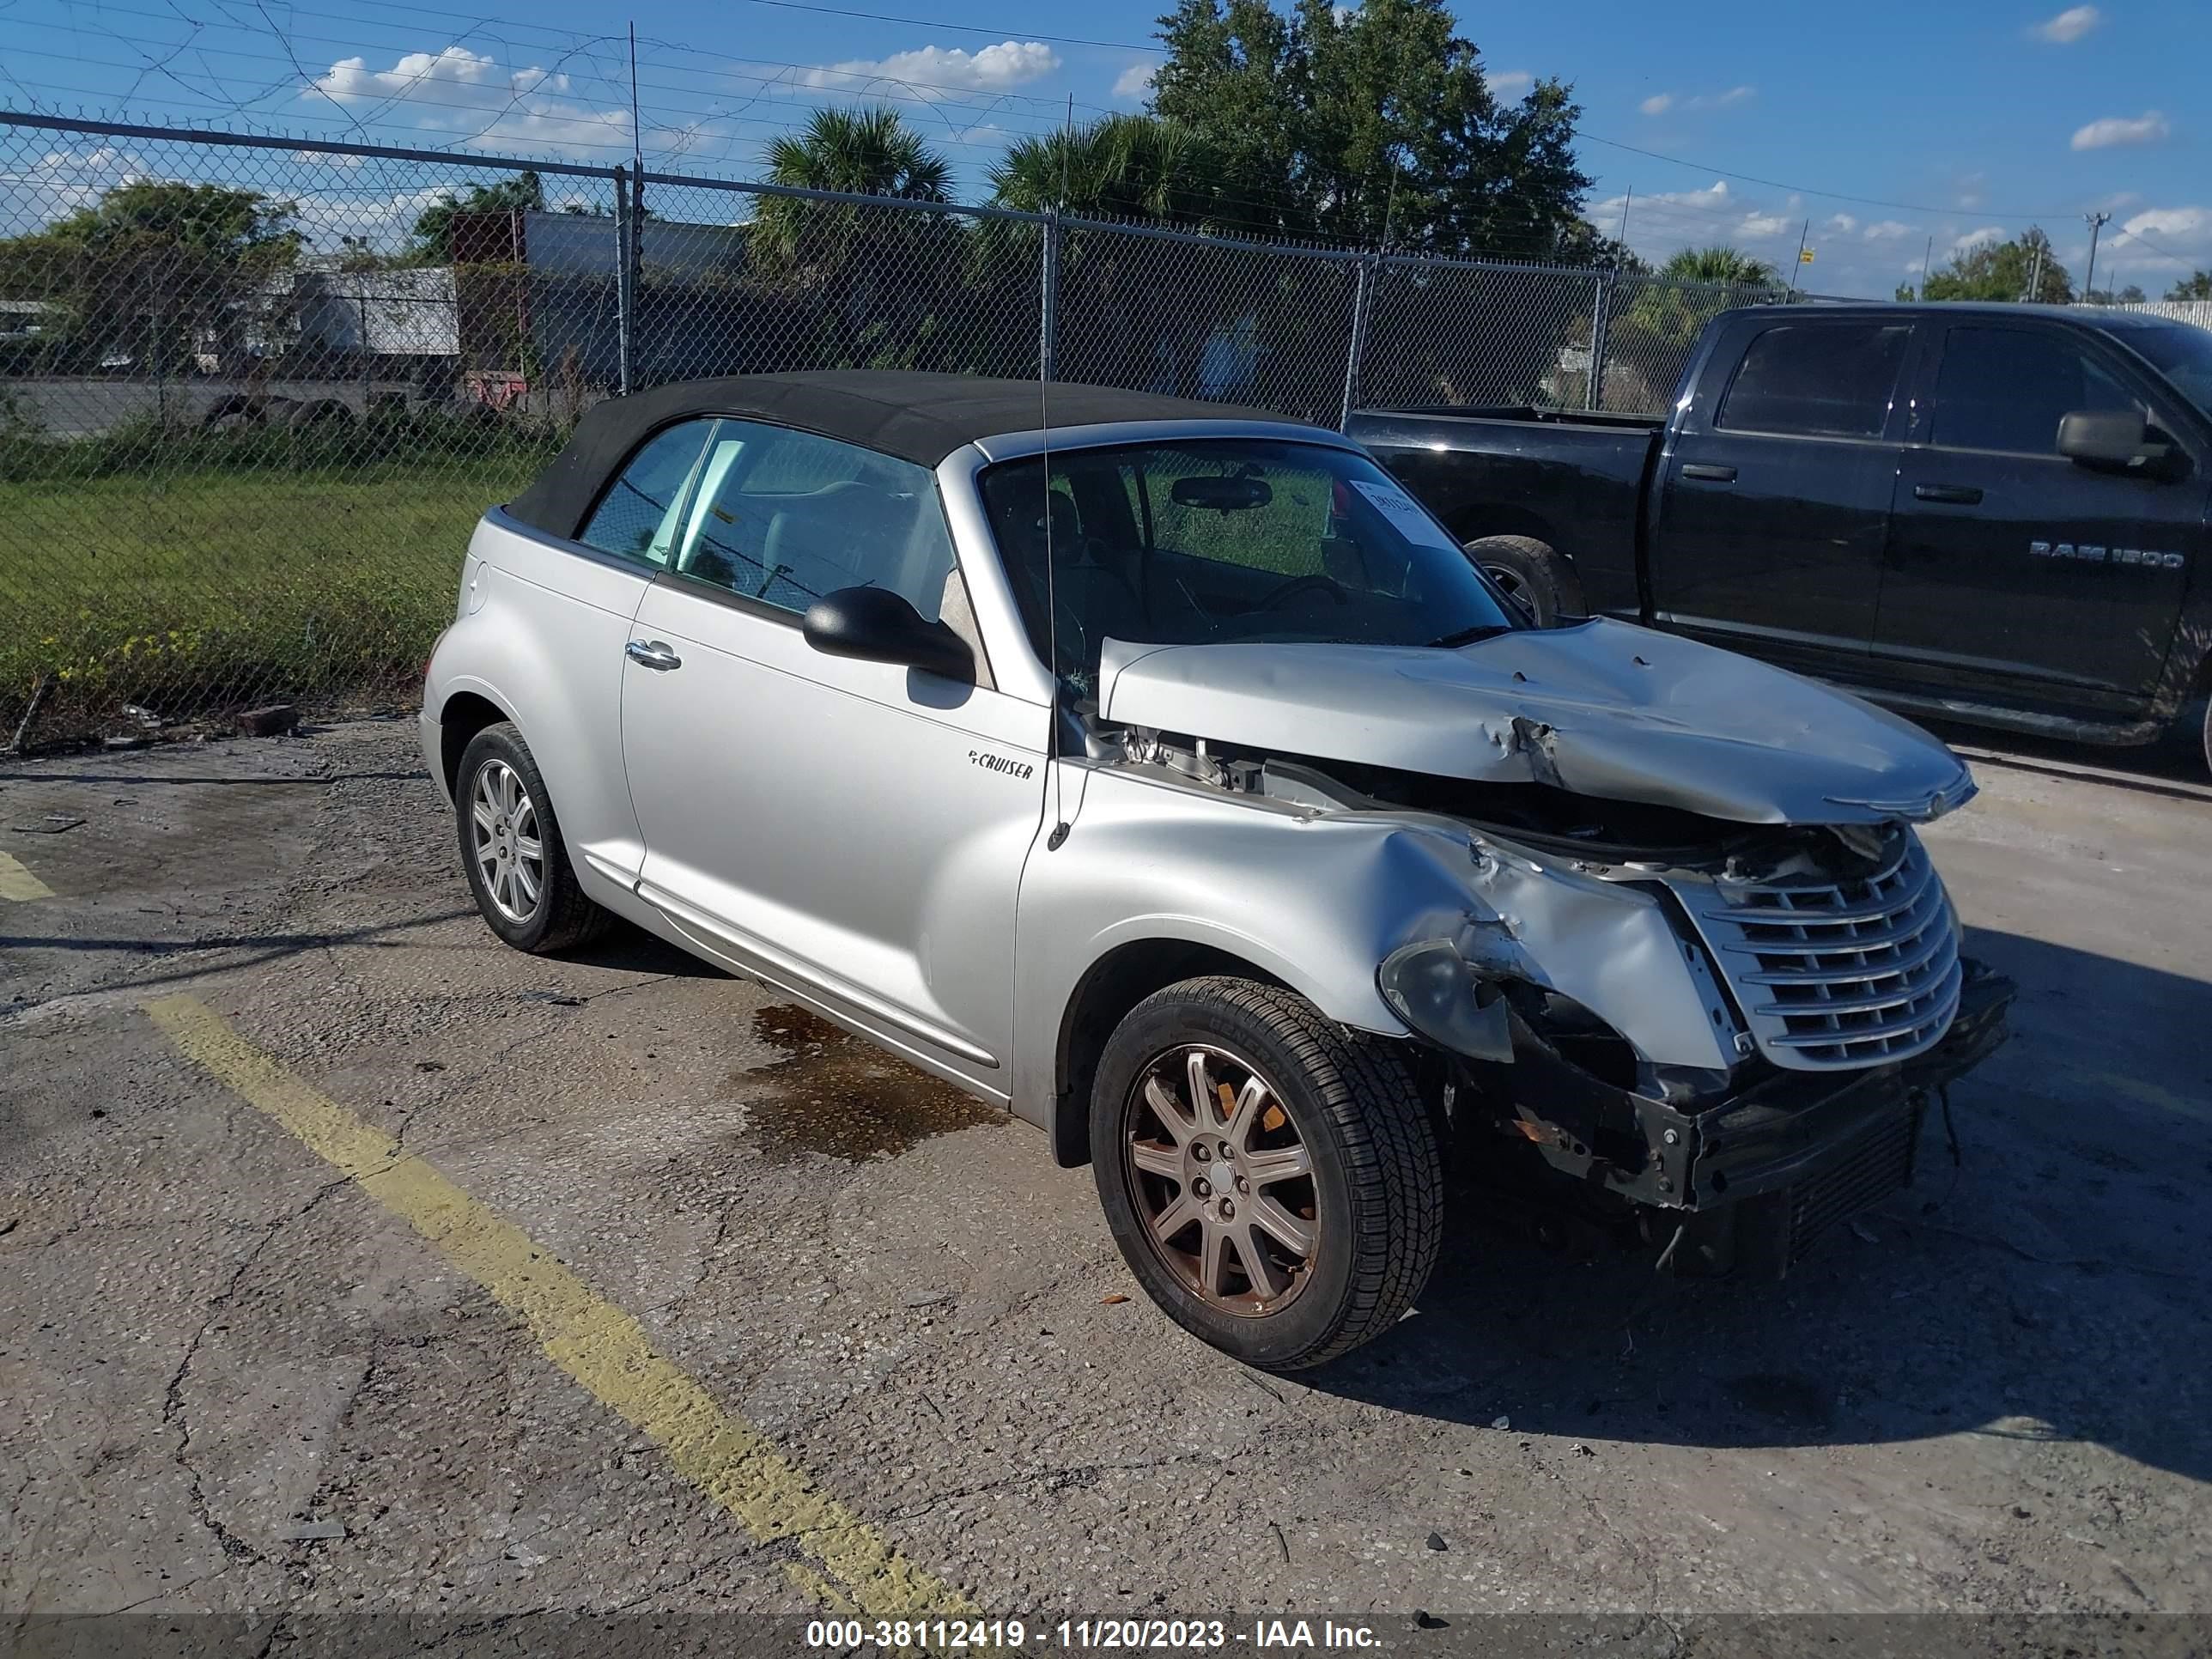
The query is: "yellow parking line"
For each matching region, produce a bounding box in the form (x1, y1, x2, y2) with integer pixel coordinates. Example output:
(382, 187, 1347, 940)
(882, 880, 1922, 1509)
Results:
(145, 993, 975, 1623)
(0, 849, 54, 902)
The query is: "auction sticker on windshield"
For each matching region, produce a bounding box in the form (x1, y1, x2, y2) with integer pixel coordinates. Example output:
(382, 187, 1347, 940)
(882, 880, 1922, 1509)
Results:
(1350, 478, 1460, 550)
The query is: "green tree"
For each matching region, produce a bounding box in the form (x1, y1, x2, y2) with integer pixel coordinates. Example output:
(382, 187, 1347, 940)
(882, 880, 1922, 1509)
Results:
(1149, 0, 1592, 256)
(763, 106, 951, 203)
(0, 179, 301, 373)
(749, 108, 975, 372)
(1922, 227, 2072, 304)
(2168, 270, 2212, 301)
(752, 106, 952, 273)
(1555, 221, 1650, 273)
(1658, 245, 1778, 287)
(410, 171, 545, 264)
(988, 113, 1237, 228)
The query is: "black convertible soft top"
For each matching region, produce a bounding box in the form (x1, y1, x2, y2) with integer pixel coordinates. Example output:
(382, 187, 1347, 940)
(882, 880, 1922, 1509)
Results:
(503, 370, 1303, 541)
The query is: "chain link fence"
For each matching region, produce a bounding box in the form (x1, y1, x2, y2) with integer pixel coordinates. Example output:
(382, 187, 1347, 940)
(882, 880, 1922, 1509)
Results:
(0, 112, 1780, 746)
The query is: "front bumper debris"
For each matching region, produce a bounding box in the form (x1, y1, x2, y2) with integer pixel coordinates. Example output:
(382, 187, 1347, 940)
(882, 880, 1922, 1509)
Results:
(1496, 958, 2016, 1276)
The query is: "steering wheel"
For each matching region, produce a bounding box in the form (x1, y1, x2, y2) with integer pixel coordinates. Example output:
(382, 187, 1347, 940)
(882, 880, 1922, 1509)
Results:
(1255, 572, 1349, 611)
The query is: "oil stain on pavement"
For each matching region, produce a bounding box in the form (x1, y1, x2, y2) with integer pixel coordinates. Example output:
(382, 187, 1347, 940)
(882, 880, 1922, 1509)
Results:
(731, 1004, 1000, 1164)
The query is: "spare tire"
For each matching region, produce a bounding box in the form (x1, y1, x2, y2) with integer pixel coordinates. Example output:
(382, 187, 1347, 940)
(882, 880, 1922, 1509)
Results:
(1462, 534, 1577, 628)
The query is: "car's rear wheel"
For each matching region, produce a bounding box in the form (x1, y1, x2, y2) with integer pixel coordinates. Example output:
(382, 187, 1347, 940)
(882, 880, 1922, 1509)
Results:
(454, 721, 611, 954)
(1091, 976, 1442, 1371)
(1463, 534, 1573, 627)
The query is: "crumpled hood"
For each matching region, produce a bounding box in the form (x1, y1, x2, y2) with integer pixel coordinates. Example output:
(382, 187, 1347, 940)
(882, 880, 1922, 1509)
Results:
(1097, 618, 1975, 826)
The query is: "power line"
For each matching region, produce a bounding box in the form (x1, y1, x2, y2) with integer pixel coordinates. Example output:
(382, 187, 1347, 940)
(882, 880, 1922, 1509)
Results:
(1571, 128, 2080, 224)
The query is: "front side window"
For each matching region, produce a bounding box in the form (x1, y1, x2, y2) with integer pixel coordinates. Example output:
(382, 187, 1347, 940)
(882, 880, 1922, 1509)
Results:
(667, 420, 956, 620)
(2122, 323, 2212, 424)
(1715, 322, 1911, 439)
(1930, 327, 2143, 455)
(979, 439, 1516, 690)
(578, 419, 714, 567)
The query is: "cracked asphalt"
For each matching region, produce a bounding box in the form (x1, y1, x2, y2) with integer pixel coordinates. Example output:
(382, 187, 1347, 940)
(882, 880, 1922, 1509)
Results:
(2, 718, 2209, 1638)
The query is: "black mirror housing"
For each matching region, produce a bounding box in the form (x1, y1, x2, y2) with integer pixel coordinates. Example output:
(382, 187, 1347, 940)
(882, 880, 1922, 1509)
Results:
(2057, 409, 2162, 468)
(802, 586, 975, 683)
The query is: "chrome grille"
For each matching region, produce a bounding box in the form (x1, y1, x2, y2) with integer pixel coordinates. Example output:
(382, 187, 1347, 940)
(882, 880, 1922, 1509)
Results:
(1673, 836, 1962, 1071)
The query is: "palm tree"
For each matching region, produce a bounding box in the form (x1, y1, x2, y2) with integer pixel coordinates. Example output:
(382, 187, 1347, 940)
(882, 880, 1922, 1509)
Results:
(1659, 244, 1780, 288)
(749, 107, 966, 370)
(988, 114, 1234, 229)
(763, 106, 951, 203)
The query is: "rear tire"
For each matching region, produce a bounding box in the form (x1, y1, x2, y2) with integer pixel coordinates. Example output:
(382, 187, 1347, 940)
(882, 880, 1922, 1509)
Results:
(454, 721, 611, 954)
(1463, 534, 1575, 627)
(1090, 976, 1443, 1372)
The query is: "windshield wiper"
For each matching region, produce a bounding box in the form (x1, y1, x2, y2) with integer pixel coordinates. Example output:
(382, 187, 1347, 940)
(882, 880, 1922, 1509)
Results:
(1424, 623, 1510, 649)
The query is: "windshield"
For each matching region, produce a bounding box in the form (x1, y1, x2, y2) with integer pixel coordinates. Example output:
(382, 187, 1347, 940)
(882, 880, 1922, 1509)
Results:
(2126, 323, 2212, 423)
(979, 439, 1516, 694)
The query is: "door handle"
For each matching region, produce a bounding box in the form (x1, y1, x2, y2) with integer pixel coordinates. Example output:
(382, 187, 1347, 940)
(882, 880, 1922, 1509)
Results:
(625, 640, 682, 671)
(1913, 483, 1984, 505)
(1680, 463, 1737, 483)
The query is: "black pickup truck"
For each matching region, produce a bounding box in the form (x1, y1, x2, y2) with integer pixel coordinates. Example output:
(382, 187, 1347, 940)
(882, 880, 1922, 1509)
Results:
(1348, 302, 2212, 772)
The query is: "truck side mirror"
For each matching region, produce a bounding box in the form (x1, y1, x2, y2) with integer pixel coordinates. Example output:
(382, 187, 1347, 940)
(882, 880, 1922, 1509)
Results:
(2057, 409, 2172, 471)
(802, 586, 975, 684)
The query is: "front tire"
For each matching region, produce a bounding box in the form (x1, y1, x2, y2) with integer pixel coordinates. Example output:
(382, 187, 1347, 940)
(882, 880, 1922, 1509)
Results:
(1091, 976, 1443, 1371)
(454, 721, 611, 954)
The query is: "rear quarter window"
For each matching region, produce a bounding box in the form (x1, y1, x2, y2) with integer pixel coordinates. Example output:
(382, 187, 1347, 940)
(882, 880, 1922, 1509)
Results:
(1715, 323, 1911, 440)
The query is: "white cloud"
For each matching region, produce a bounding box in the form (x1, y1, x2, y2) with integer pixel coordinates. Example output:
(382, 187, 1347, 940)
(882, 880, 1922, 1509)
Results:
(293, 185, 455, 252)
(2122, 205, 2212, 251)
(316, 46, 507, 107)
(308, 46, 631, 157)
(1488, 69, 1533, 97)
(1827, 213, 1858, 234)
(2071, 111, 2170, 150)
(1738, 212, 1792, 239)
(1643, 85, 1753, 117)
(802, 40, 1060, 100)
(1949, 225, 2005, 255)
(1112, 62, 1156, 101)
(2029, 5, 2100, 43)
(1863, 220, 1913, 240)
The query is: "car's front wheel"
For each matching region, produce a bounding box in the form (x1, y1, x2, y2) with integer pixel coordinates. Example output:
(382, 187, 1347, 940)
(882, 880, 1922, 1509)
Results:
(1091, 976, 1443, 1371)
(453, 721, 611, 954)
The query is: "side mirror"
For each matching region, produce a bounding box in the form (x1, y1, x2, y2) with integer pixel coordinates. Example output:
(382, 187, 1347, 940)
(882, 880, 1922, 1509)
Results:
(2057, 409, 2172, 471)
(802, 586, 975, 683)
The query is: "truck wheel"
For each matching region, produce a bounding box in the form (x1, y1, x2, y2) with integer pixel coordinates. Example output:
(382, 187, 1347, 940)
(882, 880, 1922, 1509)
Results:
(1463, 534, 1574, 626)
(454, 722, 611, 954)
(1090, 976, 1443, 1372)
(2199, 693, 2212, 781)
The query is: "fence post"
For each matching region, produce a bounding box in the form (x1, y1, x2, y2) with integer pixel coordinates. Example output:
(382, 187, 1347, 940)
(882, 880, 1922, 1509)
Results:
(613, 165, 635, 396)
(1587, 266, 1613, 413)
(1338, 253, 1376, 430)
(1039, 209, 1060, 385)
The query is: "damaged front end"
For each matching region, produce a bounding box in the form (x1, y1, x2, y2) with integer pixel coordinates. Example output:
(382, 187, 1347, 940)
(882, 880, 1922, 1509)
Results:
(1097, 719, 2017, 1276)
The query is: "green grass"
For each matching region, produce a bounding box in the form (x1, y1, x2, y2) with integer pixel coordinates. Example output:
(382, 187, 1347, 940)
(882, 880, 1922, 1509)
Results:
(0, 454, 546, 738)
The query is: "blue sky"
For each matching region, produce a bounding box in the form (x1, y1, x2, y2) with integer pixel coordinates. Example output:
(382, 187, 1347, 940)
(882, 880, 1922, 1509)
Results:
(4, 0, 2209, 296)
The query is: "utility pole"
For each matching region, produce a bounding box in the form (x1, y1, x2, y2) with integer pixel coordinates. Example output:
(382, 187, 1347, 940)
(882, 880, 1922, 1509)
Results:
(1788, 218, 1808, 296)
(1920, 234, 1934, 300)
(1616, 186, 1632, 246)
(2025, 239, 2045, 303)
(2083, 211, 2112, 301)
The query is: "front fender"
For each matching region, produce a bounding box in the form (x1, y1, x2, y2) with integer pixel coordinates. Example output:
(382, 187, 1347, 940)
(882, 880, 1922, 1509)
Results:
(1011, 763, 1744, 1129)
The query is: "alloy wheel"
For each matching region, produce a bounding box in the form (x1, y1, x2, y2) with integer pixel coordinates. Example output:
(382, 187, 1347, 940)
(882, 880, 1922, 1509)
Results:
(471, 758, 544, 924)
(1122, 1043, 1321, 1316)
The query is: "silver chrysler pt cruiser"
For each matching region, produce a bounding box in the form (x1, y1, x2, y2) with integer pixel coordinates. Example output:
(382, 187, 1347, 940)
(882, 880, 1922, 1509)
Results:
(422, 372, 2012, 1371)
